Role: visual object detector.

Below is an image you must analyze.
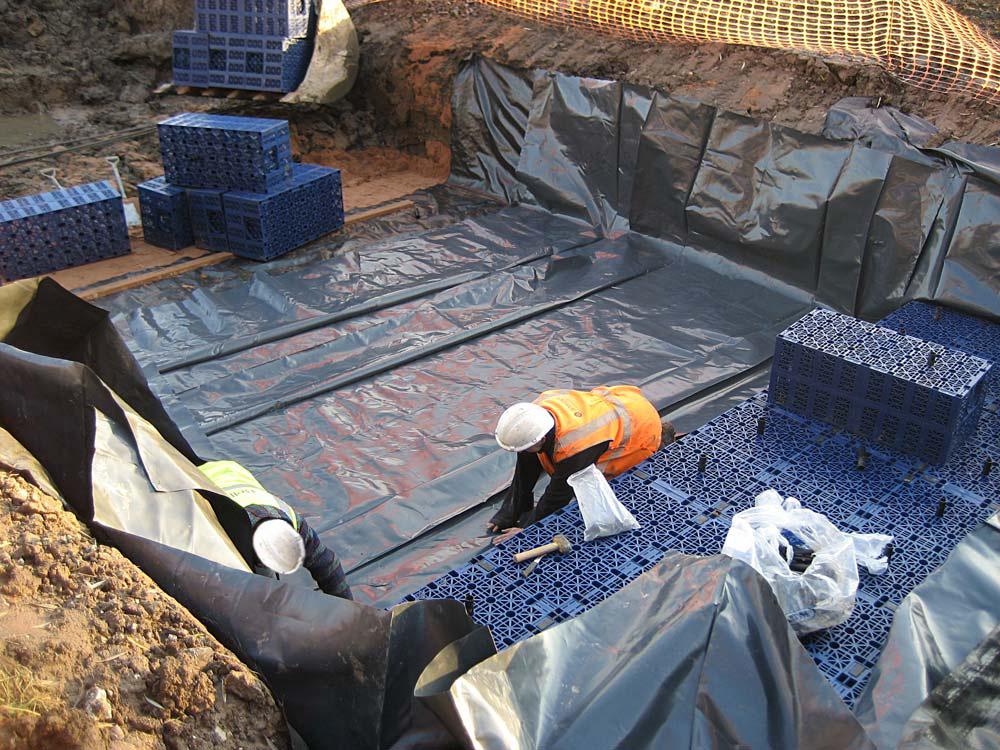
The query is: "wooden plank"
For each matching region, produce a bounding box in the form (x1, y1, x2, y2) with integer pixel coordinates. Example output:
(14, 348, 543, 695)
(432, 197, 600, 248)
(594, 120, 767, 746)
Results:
(76, 199, 415, 301)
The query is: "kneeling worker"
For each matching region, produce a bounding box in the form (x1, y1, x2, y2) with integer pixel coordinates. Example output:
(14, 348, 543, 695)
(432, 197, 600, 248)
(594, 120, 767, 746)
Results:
(488, 385, 676, 541)
(199, 461, 353, 600)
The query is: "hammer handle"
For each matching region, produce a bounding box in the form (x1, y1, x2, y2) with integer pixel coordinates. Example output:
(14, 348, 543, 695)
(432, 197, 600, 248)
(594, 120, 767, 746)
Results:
(514, 541, 560, 563)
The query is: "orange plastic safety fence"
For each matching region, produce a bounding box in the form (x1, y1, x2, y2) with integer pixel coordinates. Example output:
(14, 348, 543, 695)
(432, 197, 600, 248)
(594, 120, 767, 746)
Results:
(471, 0, 1000, 103)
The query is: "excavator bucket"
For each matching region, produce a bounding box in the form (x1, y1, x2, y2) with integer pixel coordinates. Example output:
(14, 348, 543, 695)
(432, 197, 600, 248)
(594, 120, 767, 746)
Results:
(282, 0, 359, 104)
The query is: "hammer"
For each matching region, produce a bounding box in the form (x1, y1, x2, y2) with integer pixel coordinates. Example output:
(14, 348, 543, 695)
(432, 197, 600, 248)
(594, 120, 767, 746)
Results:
(513, 534, 572, 564)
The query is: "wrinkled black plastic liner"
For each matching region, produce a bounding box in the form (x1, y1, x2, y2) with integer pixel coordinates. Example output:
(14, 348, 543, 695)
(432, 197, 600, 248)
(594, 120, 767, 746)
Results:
(855, 521, 1000, 749)
(897, 624, 1000, 750)
(415, 552, 874, 750)
(107, 209, 812, 602)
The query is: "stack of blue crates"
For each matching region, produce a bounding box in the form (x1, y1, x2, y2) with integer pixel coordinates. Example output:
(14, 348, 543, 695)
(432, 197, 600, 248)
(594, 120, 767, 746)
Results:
(769, 308, 992, 464)
(139, 113, 343, 259)
(0, 181, 130, 282)
(172, 0, 314, 93)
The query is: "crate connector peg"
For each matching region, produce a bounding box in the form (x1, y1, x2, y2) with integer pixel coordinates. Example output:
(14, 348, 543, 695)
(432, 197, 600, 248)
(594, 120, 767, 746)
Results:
(884, 542, 894, 563)
(897, 325, 905, 336)
(39, 167, 62, 190)
(855, 446, 869, 471)
(756, 416, 766, 436)
(935, 498, 947, 518)
(983, 457, 994, 477)
(926, 351, 938, 368)
(697, 454, 708, 473)
(463, 593, 474, 618)
(933, 305, 942, 321)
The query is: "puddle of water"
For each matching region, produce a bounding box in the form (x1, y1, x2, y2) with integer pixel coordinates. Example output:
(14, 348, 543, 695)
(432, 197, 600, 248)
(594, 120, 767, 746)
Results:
(0, 113, 63, 149)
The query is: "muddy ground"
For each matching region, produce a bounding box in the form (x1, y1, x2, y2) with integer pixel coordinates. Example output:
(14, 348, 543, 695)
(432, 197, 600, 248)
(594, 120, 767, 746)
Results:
(0, 471, 290, 750)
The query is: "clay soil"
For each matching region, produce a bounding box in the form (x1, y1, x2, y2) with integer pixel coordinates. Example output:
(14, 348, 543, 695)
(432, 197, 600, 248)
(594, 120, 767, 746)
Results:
(0, 470, 290, 750)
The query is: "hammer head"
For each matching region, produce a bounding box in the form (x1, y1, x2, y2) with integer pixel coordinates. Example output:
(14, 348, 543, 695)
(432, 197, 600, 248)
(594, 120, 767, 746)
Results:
(553, 534, 572, 554)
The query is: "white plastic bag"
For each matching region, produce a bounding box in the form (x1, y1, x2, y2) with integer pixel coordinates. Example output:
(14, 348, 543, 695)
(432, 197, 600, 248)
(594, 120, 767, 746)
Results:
(721, 489, 893, 634)
(567, 464, 640, 541)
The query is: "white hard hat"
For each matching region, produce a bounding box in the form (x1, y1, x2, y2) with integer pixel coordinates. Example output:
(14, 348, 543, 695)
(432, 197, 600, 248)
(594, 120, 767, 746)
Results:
(252, 519, 305, 575)
(495, 403, 555, 452)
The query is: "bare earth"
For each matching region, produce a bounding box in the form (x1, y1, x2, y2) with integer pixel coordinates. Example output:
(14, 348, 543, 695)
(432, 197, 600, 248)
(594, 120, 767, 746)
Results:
(0, 471, 290, 750)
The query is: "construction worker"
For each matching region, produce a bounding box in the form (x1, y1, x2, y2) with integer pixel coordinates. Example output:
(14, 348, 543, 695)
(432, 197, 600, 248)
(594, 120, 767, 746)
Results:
(198, 461, 353, 600)
(487, 386, 677, 542)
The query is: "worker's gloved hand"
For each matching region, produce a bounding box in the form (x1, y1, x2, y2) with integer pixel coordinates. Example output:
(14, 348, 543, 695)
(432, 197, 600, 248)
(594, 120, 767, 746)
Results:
(491, 527, 522, 545)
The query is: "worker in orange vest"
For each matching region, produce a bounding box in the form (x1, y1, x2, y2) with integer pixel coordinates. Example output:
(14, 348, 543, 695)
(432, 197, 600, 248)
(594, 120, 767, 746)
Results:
(487, 385, 677, 542)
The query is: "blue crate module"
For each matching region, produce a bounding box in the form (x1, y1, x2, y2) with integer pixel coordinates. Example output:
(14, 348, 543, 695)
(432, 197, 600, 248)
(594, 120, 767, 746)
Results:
(172, 31, 210, 87)
(0, 181, 129, 282)
(223, 163, 343, 261)
(158, 113, 293, 192)
(204, 34, 313, 93)
(185, 188, 229, 252)
(403, 306, 1000, 709)
(769, 308, 992, 464)
(194, 0, 314, 39)
(879, 301, 1000, 409)
(138, 177, 193, 250)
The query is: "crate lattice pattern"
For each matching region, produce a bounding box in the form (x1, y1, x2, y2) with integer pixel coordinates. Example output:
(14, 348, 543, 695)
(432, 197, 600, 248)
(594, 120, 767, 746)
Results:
(768, 307, 991, 465)
(158, 113, 294, 193)
(0, 181, 130, 281)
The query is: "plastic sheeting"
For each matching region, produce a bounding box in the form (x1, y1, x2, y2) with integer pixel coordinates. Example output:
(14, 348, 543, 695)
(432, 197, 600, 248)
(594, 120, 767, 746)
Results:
(414, 552, 874, 750)
(897, 624, 1000, 750)
(3, 57, 999, 749)
(0, 279, 479, 750)
(854, 521, 1000, 749)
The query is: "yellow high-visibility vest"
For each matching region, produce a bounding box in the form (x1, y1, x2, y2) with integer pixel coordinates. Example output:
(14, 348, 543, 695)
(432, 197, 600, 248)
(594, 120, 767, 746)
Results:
(198, 460, 299, 530)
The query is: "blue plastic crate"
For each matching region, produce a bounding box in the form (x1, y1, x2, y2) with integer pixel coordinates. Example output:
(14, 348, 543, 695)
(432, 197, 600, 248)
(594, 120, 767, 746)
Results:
(769, 308, 992, 464)
(158, 112, 293, 192)
(195, 0, 314, 38)
(401, 561, 562, 648)
(172, 30, 211, 87)
(801, 598, 896, 708)
(879, 301, 1000, 410)
(0, 181, 130, 281)
(185, 188, 229, 252)
(204, 34, 313, 93)
(222, 163, 343, 261)
(138, 177, 193, 251)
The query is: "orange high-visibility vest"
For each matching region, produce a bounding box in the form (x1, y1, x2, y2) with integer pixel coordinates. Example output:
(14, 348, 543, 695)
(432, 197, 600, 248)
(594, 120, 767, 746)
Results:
(534, 386, 661, 478)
